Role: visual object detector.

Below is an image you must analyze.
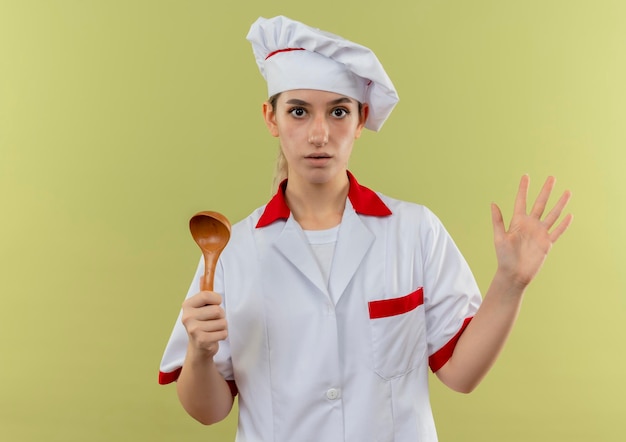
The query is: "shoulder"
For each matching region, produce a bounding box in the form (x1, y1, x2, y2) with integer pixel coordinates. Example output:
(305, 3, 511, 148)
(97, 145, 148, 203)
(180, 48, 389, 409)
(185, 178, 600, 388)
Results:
(226, 204, 268, 241)
(376, 192, 441, 226)
(369, 192, 453, 249)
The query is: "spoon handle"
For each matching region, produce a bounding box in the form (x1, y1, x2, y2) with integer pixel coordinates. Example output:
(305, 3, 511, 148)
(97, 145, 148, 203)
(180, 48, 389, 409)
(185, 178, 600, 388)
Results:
(201, 253, 217, 292)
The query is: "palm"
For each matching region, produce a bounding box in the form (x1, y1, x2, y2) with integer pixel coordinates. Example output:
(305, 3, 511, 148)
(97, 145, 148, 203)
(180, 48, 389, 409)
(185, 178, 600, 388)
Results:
(492, 175, 573, 288)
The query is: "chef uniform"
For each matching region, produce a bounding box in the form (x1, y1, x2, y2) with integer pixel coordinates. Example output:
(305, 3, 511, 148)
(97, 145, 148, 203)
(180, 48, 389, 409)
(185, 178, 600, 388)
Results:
(159, 16, 482, 442)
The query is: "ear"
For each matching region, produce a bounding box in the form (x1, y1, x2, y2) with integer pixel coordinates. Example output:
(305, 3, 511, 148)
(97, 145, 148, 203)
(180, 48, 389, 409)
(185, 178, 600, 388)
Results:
(262, 101, 280, 137)
(354, 103, 370, 139)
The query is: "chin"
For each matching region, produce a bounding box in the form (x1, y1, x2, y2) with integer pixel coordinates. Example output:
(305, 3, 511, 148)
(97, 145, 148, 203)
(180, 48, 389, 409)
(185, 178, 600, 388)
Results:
(304, 168, 344, 185)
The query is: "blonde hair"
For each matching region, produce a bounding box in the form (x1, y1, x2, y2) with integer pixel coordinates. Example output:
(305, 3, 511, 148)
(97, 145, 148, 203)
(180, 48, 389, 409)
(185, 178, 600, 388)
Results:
(272, 147, 288, 191)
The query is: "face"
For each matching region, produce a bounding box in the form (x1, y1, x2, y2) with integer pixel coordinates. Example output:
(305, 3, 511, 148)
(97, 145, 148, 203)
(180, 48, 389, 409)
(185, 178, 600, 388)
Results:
(263, 89, 369, 187)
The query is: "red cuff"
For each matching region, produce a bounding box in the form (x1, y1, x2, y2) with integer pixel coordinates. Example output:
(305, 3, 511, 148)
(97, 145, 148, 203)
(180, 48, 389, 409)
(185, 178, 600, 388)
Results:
(158, 368, 182, 385)
(226, 380, 238, 396)
(158, 368, 238, 397)
(428, 317, 473, 373)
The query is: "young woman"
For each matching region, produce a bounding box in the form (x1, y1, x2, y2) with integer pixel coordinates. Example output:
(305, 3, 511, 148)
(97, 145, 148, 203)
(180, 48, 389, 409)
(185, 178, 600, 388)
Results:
(159, 16, 573, 441)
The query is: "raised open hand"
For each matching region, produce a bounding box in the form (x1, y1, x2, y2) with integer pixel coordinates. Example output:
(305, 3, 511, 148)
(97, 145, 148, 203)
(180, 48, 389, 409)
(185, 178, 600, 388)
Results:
(491, 175, 573, 290)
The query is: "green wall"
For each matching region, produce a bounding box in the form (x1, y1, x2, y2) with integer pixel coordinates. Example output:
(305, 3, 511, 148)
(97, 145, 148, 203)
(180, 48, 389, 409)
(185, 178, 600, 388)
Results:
(1, 1, 624, 440)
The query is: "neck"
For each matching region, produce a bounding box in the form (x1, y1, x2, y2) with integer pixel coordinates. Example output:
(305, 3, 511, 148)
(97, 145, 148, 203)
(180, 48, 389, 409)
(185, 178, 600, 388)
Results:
(284, 172, 349, 230)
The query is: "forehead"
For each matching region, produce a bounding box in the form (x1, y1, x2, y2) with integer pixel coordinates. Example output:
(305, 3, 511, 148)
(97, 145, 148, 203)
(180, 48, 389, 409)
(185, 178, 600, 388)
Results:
(278, 89, 359, 106)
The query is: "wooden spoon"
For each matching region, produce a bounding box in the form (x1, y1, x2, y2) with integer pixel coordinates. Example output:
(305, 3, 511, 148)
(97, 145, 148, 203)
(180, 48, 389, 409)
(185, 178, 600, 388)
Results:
(189, 211, 231, 291)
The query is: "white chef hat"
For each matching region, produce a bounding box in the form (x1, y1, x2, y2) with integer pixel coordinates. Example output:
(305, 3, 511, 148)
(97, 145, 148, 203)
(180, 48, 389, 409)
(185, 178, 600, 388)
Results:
(246, 15, 399, 131)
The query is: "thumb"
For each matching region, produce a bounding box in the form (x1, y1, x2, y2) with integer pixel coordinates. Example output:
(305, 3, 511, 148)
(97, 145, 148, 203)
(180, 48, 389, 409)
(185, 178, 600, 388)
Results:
(491, 202, 505, 242)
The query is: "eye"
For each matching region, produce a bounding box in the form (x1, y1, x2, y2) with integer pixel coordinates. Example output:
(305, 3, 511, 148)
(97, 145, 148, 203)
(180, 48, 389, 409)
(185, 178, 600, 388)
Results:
(288, 107, 307, 118)
(331, 107, 350, 118)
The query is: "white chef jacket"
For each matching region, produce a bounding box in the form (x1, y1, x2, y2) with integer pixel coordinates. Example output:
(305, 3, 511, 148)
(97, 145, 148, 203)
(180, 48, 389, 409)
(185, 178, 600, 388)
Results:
(160, 171, 482, 442)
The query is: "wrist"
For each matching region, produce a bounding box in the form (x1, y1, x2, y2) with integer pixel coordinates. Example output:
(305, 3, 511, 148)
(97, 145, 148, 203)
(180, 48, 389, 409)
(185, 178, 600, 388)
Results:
(186, 343, 218, 365)
(492, 267, 528, 298)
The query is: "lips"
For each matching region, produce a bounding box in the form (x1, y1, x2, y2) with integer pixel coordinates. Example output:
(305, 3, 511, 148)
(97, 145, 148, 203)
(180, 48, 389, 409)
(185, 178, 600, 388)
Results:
(304, 153, 332, 167)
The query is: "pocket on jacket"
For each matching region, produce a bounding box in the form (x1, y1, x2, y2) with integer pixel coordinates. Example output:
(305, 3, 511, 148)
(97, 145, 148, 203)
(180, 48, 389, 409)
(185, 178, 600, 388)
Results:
(368, 288, 426, 379)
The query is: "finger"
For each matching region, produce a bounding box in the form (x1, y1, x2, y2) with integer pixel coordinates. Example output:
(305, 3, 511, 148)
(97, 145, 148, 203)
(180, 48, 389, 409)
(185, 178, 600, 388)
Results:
(513, 175, 530, 216)
(182, 305, 226, 329)
(184, 291, 223, 308)
(185, 317, 228, 339)
(193, 318, 228, 334)
(529, 176, 556, 218)
(204, 329, 228, 343)
(200, 330, 229, 347)
(543, 189, 572, 229)
(189, 328, 229, 351)
(491, 203, 505, 241)
(549, 213, 573, 243)
(194, 305, 226, 321)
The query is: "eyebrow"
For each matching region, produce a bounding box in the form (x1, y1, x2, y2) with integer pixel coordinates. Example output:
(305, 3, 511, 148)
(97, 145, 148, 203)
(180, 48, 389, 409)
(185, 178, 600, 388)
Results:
(285, 97, 355, 106)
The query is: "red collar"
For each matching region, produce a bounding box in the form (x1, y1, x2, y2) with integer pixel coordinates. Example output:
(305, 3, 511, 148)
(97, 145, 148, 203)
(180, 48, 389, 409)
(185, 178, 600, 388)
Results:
(256, 171, 392, 228)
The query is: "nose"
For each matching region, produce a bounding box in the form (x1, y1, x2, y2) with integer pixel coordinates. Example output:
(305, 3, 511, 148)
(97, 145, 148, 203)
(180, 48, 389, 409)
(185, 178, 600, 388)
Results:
(308, 114, 329, 147)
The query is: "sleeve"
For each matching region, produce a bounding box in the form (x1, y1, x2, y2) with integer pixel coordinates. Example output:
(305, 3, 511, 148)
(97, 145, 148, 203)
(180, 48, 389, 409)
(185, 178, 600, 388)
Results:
(158, 257, 234, 385)
(419, 208, 482, 373)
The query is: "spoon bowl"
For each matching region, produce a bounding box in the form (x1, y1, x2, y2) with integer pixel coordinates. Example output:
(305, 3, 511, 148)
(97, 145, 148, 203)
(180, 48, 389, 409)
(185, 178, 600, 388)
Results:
(189, 211, 231, 291)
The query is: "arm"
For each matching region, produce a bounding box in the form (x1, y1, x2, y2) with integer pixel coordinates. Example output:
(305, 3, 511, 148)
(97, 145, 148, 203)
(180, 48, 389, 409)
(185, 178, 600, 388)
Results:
(176, 291, 235, 424)
(436, 175, 573, 393)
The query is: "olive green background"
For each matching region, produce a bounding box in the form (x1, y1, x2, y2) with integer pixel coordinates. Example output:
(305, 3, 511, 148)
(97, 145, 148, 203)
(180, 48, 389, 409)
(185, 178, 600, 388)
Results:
(1, 0, 624, 441)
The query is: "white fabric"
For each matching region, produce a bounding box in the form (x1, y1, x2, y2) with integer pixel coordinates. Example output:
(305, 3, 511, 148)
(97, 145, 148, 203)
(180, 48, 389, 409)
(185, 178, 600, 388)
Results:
(264, 49, 368, 108)
(160, 193, 481, 442)
(304, 225, 339, 296)
(246, 15, 399, 131)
